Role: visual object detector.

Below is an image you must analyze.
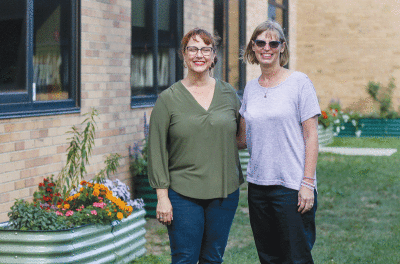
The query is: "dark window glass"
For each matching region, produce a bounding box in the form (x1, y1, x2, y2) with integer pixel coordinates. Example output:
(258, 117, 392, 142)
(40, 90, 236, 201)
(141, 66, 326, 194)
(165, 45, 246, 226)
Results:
(0, 0, 79, 119)
(0, 0, 27, 94)
(131, 0, 182, 105)
(33, 0, 72, 101)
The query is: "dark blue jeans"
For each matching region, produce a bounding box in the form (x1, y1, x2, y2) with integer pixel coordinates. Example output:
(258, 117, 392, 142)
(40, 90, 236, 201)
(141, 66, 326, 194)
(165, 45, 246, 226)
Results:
(248, 183, 317, 264)
(167, 188, 239, 264)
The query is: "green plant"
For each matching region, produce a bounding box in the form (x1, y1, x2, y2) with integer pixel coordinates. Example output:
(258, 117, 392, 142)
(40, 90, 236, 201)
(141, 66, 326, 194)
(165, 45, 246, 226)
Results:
(129, 113, 149, 176)
(318, 110, 333, 129)
(8, 200, 69, 231)
(366, 77, 398, 118)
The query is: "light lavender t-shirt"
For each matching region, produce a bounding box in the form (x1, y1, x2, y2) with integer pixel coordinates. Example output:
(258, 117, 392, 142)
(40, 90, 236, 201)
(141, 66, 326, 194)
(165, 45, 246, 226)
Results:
(239, 71, 321, 191)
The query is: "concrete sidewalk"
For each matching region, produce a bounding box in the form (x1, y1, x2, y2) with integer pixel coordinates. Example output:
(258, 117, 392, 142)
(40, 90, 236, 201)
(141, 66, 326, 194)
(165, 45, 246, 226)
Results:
(319, 146, 398, 156)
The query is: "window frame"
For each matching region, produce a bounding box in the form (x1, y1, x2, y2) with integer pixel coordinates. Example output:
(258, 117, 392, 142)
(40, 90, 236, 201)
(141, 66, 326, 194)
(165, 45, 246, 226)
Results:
(130, 0, 183, 108)
(0, 0, 80, 120)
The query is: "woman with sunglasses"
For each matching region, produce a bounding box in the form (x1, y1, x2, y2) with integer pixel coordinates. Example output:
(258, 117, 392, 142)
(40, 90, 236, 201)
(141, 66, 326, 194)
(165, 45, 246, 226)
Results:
(238, 20, 321, 263)
(148, 28, 244, 264)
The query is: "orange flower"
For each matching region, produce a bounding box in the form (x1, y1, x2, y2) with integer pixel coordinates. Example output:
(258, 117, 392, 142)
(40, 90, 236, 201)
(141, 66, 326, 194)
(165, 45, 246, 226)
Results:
(64, 203, 70, 209)
(322, 111, 328, 119)
(92, 189, 100, 196)
(80, 180, 87, 186)
(117, 212, 123, 220)
(108, 212, 112, 216)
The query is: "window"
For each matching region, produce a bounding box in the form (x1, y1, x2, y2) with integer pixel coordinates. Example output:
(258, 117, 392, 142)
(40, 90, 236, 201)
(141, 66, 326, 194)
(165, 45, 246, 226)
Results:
(268, 0, 289, 38)
(214, 0, 246, 95)
(0, 0, 79, 119)
(131, 0, 183, 107)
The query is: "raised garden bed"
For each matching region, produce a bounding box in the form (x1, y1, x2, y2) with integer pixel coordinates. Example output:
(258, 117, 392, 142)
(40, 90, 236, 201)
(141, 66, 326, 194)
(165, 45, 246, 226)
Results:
(338, 119, 400, 137)
(0, 209, 147, 264)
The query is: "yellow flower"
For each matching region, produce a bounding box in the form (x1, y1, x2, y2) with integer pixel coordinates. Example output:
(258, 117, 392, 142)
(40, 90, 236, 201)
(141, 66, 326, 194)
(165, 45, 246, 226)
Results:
(80, 187, 84, 192)
(117, 212, 123, 220)
(92, 189, 100, 196)
(74, 193, 81, 199)
(108, 212, 112, 216)
(64, 203, 70, 209)
(126, 206, 133, 213)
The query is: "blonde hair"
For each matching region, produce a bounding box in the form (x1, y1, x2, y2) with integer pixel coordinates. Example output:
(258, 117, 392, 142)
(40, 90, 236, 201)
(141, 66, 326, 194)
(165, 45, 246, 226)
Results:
(243, 20, 289, 67)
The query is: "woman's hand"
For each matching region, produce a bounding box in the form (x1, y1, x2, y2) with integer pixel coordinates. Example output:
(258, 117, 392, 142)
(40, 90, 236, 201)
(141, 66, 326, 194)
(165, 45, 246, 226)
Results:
(156, 189, 173, 225)
(297, 186, 314, 214)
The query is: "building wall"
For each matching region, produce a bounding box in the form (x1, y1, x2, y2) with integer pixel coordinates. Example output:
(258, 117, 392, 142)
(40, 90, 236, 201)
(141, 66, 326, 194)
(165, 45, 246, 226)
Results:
(184, 0, 214, 35)
(0, 0, 150, 222)
(246, 0, 269, 82)
(295, 0, 400, 112)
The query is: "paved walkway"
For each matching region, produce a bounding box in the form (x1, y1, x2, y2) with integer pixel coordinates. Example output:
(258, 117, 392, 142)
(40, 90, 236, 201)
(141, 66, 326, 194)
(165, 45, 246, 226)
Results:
(319, 146, 398, 156)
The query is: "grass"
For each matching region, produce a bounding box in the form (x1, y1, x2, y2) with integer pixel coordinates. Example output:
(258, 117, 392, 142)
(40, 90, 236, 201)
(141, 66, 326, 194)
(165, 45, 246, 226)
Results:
(133, 137, 400, 263)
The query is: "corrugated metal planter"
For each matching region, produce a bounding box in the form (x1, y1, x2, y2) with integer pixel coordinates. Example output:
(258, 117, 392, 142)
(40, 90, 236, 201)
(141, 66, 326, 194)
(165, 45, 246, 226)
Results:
(338, 119, 400, 137)
(318, 125, 334, 146)
(0, 209, 147, 264)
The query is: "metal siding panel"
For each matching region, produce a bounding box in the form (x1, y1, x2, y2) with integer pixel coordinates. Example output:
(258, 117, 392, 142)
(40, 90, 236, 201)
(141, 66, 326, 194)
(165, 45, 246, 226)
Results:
(0, 209, 146, 264)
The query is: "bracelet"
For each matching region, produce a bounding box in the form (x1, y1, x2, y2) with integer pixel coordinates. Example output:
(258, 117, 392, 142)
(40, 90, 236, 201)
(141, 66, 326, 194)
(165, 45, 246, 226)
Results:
(301, 183, 314, 191)
(303, 176, 316, 181)
(301, 180, 315, 188)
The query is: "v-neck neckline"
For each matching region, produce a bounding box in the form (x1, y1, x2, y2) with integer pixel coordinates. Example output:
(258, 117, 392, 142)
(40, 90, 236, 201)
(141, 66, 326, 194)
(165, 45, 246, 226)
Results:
(179, 79, 218, 112)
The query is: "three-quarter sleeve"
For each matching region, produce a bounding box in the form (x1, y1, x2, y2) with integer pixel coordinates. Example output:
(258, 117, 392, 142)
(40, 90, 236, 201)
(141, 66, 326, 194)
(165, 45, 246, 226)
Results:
(148, 96, 171, 189)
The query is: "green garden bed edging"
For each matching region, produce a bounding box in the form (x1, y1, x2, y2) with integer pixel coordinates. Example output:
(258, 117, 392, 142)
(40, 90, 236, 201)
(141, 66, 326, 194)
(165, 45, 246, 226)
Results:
(0, 209, 147, 264)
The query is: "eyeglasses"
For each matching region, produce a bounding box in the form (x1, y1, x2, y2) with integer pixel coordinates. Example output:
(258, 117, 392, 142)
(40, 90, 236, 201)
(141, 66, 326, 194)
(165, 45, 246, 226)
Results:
(186, 46, 214, 56)
(253, 40, 282, 49)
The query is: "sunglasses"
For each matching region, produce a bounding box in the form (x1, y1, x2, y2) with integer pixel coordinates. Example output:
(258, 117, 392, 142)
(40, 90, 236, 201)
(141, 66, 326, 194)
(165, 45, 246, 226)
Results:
(253, 40, 282, 49)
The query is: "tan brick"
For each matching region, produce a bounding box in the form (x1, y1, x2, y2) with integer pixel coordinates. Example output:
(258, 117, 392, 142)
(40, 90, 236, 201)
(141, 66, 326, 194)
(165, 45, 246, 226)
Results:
(9, 149, 40, 162)
(0, 212, 9, 223)
(0, 171, 20, 184)
(0, 182, 15, 194)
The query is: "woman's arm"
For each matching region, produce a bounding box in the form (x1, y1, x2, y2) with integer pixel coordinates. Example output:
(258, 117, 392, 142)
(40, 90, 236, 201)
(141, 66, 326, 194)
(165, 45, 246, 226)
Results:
(236, 117, 247, 150)
(298, 115, 319, 214)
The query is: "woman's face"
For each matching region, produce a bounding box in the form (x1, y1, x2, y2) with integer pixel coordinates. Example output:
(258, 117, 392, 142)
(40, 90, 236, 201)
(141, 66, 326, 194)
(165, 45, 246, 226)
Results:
(252, 30, 285, 67)
(183, 35, 215, 74)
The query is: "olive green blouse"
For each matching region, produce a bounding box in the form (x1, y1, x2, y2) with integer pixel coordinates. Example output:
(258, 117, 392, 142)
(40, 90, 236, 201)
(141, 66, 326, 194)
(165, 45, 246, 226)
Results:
(148, 79, 244, 199)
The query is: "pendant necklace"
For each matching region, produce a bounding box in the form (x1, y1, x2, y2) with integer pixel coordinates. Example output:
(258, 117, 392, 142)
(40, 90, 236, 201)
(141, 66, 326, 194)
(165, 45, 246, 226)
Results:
(262, 68, 281, 99)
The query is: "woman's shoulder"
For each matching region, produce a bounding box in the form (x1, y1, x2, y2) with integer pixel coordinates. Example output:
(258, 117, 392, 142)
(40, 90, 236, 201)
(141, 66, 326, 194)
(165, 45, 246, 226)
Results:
(216, 79, 236, 93)
(289, 71, 312, 82)
(158, 81, 184, 99)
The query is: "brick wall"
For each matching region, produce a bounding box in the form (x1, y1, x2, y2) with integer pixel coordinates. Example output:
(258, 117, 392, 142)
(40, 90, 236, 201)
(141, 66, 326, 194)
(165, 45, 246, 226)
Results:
(184, 0, 214, 35)
(0, 0, 151, 222)
(294, 0, 400, 112)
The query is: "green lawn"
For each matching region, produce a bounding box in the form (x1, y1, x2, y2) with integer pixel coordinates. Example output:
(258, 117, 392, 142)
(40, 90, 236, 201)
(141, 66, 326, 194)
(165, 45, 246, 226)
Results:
(133, 137, 400, 263)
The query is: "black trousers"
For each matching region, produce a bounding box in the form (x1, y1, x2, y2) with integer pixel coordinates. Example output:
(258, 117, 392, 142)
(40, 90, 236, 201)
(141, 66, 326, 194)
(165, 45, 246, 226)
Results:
(248, 183, 317, 264)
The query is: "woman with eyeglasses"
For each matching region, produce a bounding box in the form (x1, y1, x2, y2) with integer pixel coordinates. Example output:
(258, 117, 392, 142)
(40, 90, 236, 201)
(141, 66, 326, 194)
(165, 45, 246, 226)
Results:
(148, 28, 244, 264)
(238, 20, 321, 263)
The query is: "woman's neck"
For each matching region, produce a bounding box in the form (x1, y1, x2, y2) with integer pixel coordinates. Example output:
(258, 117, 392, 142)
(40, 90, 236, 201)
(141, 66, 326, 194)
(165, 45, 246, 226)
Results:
(260, 64, 282, 81)
(183, 71, 213, 88)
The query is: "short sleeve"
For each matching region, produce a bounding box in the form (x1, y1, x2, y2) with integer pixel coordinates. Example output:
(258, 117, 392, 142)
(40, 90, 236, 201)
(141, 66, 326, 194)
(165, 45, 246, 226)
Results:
(148, 96, 171, 189)
(299, 77, 321, 123)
